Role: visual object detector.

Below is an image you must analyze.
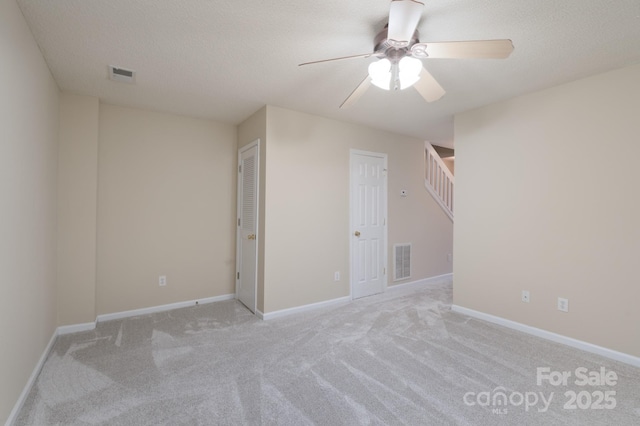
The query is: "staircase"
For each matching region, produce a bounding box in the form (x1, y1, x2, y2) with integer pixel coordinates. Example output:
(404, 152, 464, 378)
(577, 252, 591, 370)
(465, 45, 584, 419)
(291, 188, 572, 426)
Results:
(425, 142, 454, 221)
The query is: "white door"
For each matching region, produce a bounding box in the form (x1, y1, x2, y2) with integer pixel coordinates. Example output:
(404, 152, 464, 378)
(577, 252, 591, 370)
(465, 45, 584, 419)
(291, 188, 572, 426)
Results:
(236, 140, 259, 313)
(350, 150, 387, 299)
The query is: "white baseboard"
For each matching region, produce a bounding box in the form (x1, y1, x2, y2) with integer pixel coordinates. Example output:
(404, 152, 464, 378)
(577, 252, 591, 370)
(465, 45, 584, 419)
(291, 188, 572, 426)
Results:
(57, 322, 96, 336)
(451, 305, 640, 368)
(260, 296, 352, 321)
(258, 273, 454, 321)
(96, 293, 235, 323)
(5, 329, 57, 426)
(388, 273, 453, 291)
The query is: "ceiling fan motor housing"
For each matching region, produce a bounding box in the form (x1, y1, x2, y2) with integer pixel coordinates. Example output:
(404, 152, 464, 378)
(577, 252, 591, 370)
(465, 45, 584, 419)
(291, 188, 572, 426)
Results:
(374, 26, 420, 62)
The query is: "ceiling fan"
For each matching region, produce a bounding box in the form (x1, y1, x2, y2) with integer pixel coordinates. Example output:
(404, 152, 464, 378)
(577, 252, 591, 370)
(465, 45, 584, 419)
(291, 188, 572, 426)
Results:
(299, 0, 514, 108)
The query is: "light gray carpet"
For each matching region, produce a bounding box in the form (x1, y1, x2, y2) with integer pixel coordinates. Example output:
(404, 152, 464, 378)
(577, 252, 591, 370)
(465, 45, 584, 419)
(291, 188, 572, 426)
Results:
(15, 279, 640, 425)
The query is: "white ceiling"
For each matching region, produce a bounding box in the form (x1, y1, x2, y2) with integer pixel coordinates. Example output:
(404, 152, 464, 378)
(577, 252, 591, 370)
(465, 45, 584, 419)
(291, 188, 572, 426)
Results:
(16, 0, 640, 146)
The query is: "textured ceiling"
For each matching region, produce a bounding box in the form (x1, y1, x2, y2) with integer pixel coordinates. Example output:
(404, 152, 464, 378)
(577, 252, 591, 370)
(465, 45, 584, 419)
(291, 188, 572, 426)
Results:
(16, 0, 640, 146)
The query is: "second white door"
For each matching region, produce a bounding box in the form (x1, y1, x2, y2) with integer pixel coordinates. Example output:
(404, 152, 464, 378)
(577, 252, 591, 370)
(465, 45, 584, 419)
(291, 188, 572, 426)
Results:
(350, 150, 387, 299)
(236, 140, 259, 313)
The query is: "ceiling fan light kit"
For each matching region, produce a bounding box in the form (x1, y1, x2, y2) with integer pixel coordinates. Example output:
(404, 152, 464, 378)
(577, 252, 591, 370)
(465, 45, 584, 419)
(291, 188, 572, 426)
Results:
(368, 56, 422, 91)
(299, 0, 514, 108)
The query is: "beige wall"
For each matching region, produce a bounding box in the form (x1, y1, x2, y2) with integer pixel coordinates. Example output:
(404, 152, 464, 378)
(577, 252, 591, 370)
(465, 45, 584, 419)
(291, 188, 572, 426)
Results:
(96, 104, 237, 314)
(454, 63, 640, 357)
(57, 93, 99, 325)
(238, 107, 267, 312)
(0, 0, 60, 422)
(263, 106, 453, 313)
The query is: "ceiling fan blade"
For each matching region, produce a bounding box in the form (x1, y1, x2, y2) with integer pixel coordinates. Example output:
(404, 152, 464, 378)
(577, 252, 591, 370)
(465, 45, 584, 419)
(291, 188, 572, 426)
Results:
(299, 52, 380, 67)
(411, 39, 514, 59)
(340, 76, 371, 109)
(388, 0, 424, 48)
(413, 67, 445, 102)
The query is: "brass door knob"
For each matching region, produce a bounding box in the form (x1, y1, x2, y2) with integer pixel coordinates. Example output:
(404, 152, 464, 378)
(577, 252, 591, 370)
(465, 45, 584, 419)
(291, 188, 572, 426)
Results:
(248, 234, 256, 240)
(354, 231, 361, 237)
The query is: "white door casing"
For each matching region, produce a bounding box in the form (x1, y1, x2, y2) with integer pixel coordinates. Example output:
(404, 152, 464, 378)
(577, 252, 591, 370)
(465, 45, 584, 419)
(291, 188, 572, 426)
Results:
(236, 140, 259, 313)
(350, 150, 388, 299)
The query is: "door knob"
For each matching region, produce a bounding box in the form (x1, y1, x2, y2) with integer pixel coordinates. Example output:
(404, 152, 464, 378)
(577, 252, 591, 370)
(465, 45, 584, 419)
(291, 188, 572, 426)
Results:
(248, 234, 256, 240)
(354, 231, 361, 237)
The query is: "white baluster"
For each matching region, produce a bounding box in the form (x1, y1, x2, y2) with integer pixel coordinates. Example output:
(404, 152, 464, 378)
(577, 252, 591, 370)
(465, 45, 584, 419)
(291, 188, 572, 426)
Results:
(424, 142, 454, 221)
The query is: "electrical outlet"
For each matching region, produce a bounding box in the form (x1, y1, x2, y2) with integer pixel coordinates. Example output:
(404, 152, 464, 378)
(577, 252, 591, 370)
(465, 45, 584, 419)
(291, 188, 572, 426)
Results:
(557, 297, 569, 312)
(159, 275, 167, 286)
(521, 290, 530, 303)
(447, 253, 453, 263)
(334, 271, 340, 281)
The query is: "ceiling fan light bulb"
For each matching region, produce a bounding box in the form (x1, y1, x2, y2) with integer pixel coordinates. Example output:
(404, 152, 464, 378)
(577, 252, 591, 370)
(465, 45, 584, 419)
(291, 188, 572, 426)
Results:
(398, 56, 422, 89)
(399, 56, 422, 75)
(368, 59, 392, 90)
(371, 77, 391, 90)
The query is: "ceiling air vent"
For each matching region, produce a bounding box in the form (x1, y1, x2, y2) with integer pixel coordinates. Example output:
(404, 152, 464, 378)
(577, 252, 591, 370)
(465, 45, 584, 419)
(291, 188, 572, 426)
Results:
(109, 65, 136, 84)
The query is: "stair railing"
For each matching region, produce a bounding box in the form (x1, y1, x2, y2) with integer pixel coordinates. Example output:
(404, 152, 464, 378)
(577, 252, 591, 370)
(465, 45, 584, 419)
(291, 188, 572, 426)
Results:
(425, 142, 454, 221)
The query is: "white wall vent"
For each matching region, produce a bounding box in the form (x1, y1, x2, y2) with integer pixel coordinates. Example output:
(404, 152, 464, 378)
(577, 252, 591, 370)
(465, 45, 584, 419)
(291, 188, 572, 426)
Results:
(109, 65, 136, 84)
(394, 243, 411, 281)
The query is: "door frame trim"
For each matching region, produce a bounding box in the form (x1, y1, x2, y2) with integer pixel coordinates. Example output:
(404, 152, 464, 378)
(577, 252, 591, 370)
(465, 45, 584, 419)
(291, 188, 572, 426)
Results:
(235, 139, 260, 313)
(349, 149, 388, 300)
